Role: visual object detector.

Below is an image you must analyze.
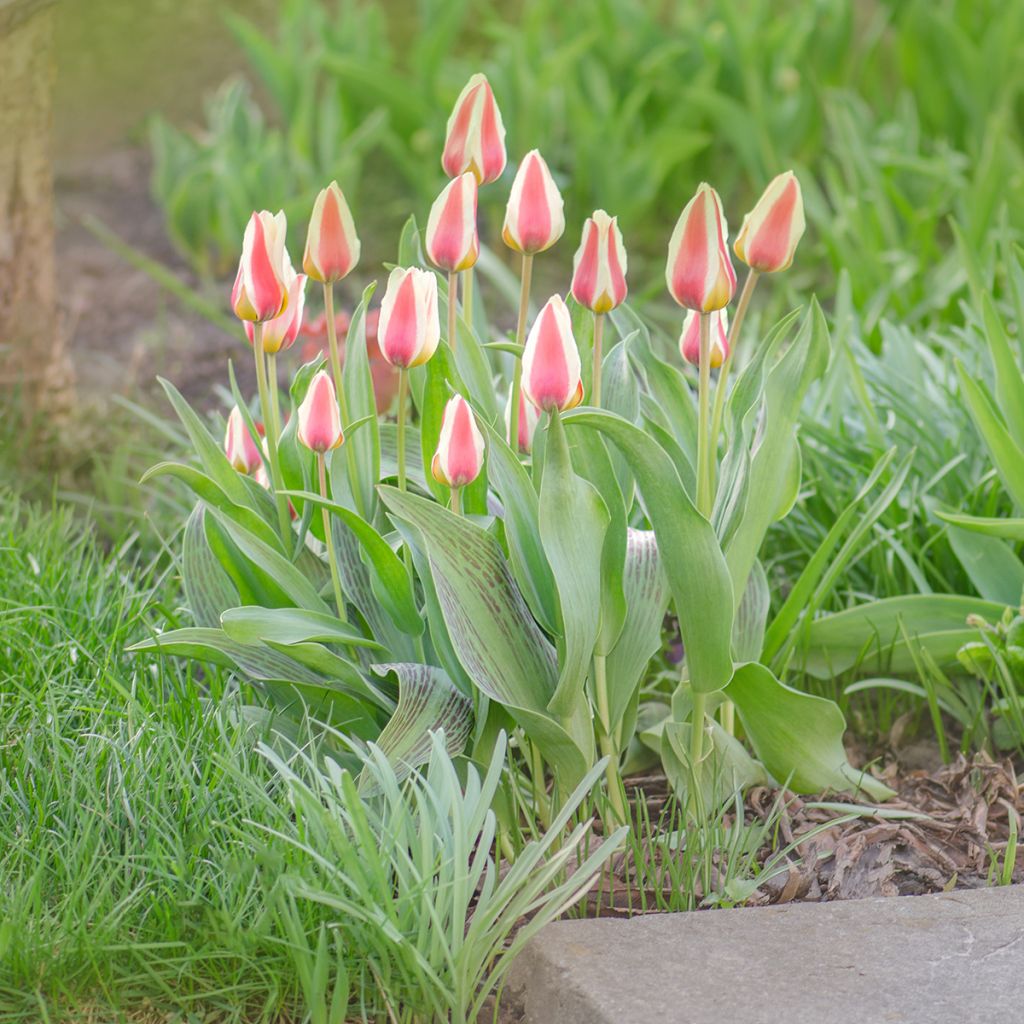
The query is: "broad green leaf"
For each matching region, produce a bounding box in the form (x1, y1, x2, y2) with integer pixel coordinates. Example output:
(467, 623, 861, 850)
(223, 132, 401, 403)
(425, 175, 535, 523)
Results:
(800, 594, 1005, 678)
(732, 558, 769, 663)
(379, 485, 594, 787)
(563, 409, 734, 694)
(283, 489, 423, 637)
(206, 508, 330, 613)
(340, 283, 380, 519)
(944, 521, 1024, 606)
(220, 606, 382, 649)
(539, 412, 609, 717)
(725, 663, 894, 800)
(480, 418, 557, 633)
(359, 663, 474, 794)
(182, 503, 238, 628)
(935, 510, 1024, 541)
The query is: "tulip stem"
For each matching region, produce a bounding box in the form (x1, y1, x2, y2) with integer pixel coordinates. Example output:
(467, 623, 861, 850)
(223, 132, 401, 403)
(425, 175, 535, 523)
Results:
(508, 253, 534, 451)
(592, 311, 605, 408)
(253, 325, 292, 547)
(696, 312, 713, 519)
(708, 269, 759, 497)
(447, 270, 459, 353)
(450, 487, 462, 516)
(594, 653, 628, 827)
(462, 265, 474, 332)
(318, 452, 347, 623)
(397, 368, 409, 492)
(323, 282, 364, 518)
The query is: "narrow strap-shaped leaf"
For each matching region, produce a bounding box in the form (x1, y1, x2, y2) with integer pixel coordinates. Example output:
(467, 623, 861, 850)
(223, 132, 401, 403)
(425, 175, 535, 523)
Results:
(341, 283, 381, 519)
(562, 409, 734, 694)
(359, 663, 473, 794)
(220, 606, 382, 649)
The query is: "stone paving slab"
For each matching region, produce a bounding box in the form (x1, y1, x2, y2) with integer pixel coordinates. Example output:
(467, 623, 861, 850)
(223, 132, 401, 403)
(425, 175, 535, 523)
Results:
(507, 887, 1024, 1024)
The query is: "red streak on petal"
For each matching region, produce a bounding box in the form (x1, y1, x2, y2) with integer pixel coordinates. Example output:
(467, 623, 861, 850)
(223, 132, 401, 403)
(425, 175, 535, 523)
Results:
(571, 222, 600, 308)
(382, 275, 420, 367)
(249, 216, 283, 319)
(606, 227, 627, 306)
(517, 156, 553, 253)
(479, 86, 504, 183)
(442, 83, 481, 177)
(445, 401, 480, 486)
(529, 304, 571, 410)
(431, 180, 468, 271)
(671, 193, 710, 309)
(318, 191, 352, 280)
(747, 178, 798, 271)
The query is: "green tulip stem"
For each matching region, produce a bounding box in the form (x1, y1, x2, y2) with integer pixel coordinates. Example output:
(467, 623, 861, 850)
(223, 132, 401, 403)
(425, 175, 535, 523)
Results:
(708, 269, 760, 496)
(450, 486, 462, 516)
(594, 652, 628, 826)
(448, 270, 459, 354)
(318, 452, 347, 623)
(508, 252, 534, 451)
(396, 367, 412, 575)
(253, 324, 292, 546)
(592, 311, 605, 407)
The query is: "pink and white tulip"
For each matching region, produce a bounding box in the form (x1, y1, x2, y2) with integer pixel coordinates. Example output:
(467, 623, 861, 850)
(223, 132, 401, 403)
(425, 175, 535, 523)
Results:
(432, 394, 485, 488)
(297, 371, 344, 454)
(303, 181, 361, 283)
(679, 309, 730, 369)
(377, 267, 441, 369)
(441, 72, 507, 185)
(426, 172, 479, 273)
(504, 388, 541, 454)
(231, 210, 294, 322)
(666, 184, 736, 312)
(224, 406, 262, 474)
(521, 295, 583, 413)
(245, 273, 307, 353)
(570, 210, 628, 314)
(502, 150, 565, 256)
(733, 171, 805, 274)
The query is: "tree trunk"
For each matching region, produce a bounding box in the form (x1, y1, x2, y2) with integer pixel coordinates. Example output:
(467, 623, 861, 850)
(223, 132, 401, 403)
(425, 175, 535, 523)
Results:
(0, 0, 75, 415)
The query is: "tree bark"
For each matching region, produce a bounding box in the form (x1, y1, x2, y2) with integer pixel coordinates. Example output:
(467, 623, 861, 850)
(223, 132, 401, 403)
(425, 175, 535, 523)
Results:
(0, 0, 75, 415)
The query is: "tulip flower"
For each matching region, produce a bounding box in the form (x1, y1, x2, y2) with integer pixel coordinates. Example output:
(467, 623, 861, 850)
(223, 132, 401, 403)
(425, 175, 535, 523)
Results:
(245, 273, 307, 354)
(502, 150, 565, 256)
(571, 210, 628, 315)
(297, 371, 344, 454)
(734, 171, 805, 274)
(426, 172, 479, 274)
(223, 406, 262, 475)
(521, 295, 583, 413)
(377, 267, 441, 370)
(679, 309, 729, 368)
(504, 388, 541, 455)
(303, 181, 360, 284)
(426, 172, 479, 355)
(296, 371, 348, 619)
(231, 211, 294, 323)
(570, 209, 627, 406)
(441, 72, 507, 185)
(666, 183, 736, 313)
(432, 395, 485, 514)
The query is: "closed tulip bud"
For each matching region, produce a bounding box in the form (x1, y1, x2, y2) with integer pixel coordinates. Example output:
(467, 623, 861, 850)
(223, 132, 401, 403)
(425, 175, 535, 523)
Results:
(570, 210, 628, 314)
(666, 183, 736, 312)
(377, 267, 441, 369)
(441, 72, 507, 185)
(232, 210, 293, 322)
(426, 173, 479, 273)
(522, 295, 583, 412)
(432, 394, 485, 488)
(303, 181, 360, 283)
(297, 371, 344, 454)
(504, 387, 541, 454)
(502, 150, 565, 256)
(679, 309, 730, 369)
(245, 273, 307, 353)
(224, 406, 262, 474)
(733, 170, 805, 273)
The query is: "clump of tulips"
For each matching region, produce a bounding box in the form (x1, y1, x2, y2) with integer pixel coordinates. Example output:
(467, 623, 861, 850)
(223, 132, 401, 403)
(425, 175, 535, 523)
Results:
(137, 70, 893, 834)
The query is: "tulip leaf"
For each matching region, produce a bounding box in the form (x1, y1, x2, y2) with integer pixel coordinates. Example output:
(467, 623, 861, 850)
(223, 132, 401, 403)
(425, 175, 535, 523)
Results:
(940, 519, 1024, 606)
(539, 411, 610, 718)
(563, 408, 734, 694)
(359, 662, 474, 794)
(732, 558, 769, 664)
(379, 484, 594, 787)
(340, 282, 380, 519)
(604, 529, 670, 733)
(282, 488, 423, 637)
(725, 663, 894, 800)
(220, 606, 382, 649)
(182, 503, 239, 628)
(935, 510, 1024, 540)
(799, 594, 1005, 678)
(480, 418, 558, 633)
